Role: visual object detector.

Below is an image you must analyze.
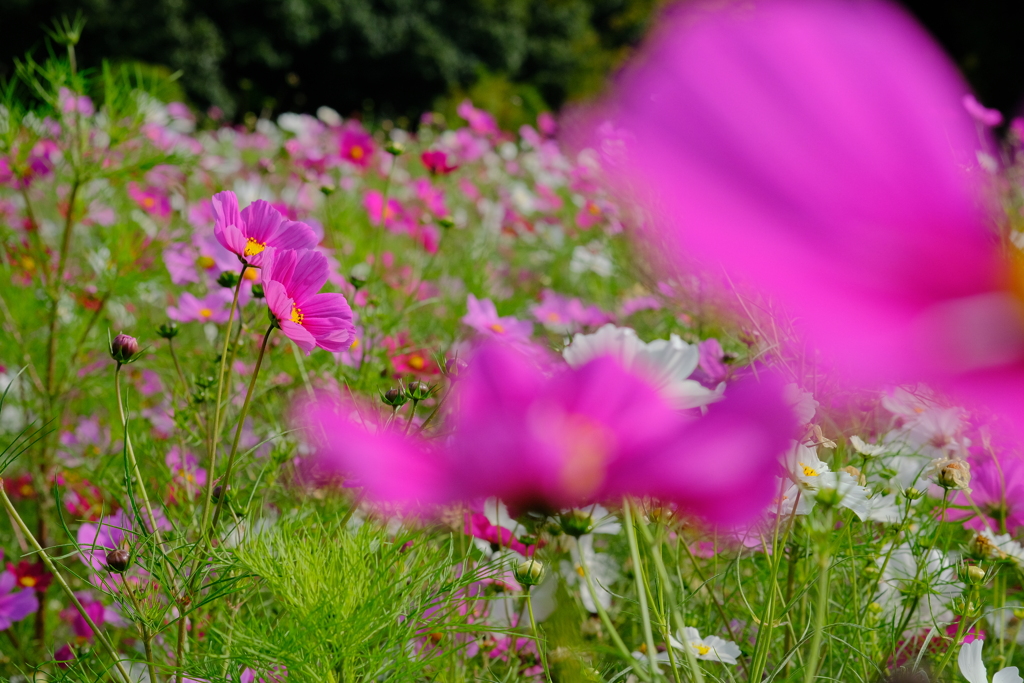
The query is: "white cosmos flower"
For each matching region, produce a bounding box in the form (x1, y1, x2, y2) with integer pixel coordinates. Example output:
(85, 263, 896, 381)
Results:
(959, 639, 1023, 683)
(850, 435, 888, 458)
(975, 529, 1024, 567)
(669, 627, 741, 665)
(560, 534, 619, 613)
(563, 324, 723, 409)
(783, 384, 818, 426)
(877, 543, 961, 630)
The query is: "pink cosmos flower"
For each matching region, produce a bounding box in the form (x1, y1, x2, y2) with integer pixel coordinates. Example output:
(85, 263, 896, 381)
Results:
(462, 294, 533, 344)
(421, 149, 458, 175)
(464, 512, 535, 557)
(602, 0, 1024, 430)
(212, 191, 318, 268)
(303, 344, 796, 522)
(167, 290, 234, 324)
(127, 181, 171, 217)
(339, 129, 374, 168)
(166, 446, 208, 498)
(457, 100, 499, 135)
(575, 200, 603, 230)
(364, 190, 414, 234)
(261, 247, 356, 354)
(0, 556, 38, 631)
(58, 88, 95, 117)
(531, 289, 611, 333)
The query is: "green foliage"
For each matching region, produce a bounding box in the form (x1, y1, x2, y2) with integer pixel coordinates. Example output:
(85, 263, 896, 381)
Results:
(1, 0, 659, 121)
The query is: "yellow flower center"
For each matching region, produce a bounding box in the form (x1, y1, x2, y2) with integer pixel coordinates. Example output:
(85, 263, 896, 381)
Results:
(559, 414, 614, 500)
(588, 203, 601, 215)
(199, 307, 213, 319)
(488, 322, 505, 334)
(351, 337, 360, 349)
(575, 565, 585, 578)
(408, 355, 425, 370)
(546, 312, 562, 322)
(197, 255, 216, 269)
(350, 145, 364, 160)
(801, 464, 819, 477)
(694, 643, 710, 656)
(20, 577, 36, 588)
(244, 237, 267, 257)
(20, 256, 35, 270)
(290, 303, 304, 325)
(244, 267, 259, 281)
(143, 197, 156, 209)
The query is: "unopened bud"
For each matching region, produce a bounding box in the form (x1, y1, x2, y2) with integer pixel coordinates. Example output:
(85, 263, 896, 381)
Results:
(382, 388, 408, 408)
(863, 565, 879, 578)
(406, 381, 431, 401)
(110, 334, 140, 364)
(217, 271, 241, 288)
(967, 565, 986, 583)
(513, 558, 545, 587)
(385, 141, 406, 156)
(903, 487, 923, 500)
(212, 484, 226, 503)
(320, 184, 335, 196)
(251, 283, 265, 299)
(444, 357, 467, 379)
(928, 457, 972, 492)
(867, 602, 883, 614)
(559, 509, 594, 538)
(106, 548, 130, 573)
(157, 322, 179, 339)
(438, 216, 455, 229)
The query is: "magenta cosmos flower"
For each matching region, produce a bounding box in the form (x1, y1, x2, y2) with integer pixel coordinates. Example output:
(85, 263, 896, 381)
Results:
(603, 0, 1024, 428)
(302, 343, 796, 522)
(0, 554, 38, 631)
(462, 294, 534, 345)
(212, 191, 318, 268)
(261, 247, 355, 354)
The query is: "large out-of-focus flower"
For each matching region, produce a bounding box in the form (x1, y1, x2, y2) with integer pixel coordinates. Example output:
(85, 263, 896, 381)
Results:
(303, 343, 796, 522)
(959, 638, 1023, 683)
(212, 191, 318, 268)
(563, 324, 722, 409)
(261, 247, 356, 354)
(602, 0, 1024, 430)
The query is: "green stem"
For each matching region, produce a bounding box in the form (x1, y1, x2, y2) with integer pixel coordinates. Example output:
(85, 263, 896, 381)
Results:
(114, 363, 163, 549)
(803, 510, 833, 683)
(575, 536, 650, 681)
(525, 590, 553, 683)
(623, 499, 659, 678)
(210, 324, 274, 531)
(0, 480, 132, 683)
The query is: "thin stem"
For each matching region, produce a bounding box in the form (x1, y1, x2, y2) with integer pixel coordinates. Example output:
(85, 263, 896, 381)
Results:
(803, 510, 833, 683)
(175, 603, 188, 683)
(575, 536, 650, 681)
(0, 480, 131, 683)
(121, 574, 157, 683)
(196, 267, 247, 545)
(623, 499, 659, 678)
(210, 324, 274, 531)
(525, 590, 553, 683)
(114, 363, 163, 547)
(168, 338, 188, 392)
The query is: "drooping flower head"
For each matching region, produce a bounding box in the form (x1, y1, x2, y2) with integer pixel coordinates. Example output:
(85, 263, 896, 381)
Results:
(261, 247, 356, 354)
(212, 191, 318, 268)
(600, 0, 1024, 427)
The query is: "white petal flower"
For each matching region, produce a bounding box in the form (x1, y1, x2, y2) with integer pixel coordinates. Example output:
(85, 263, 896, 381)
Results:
(850, 435, 887, 458)
(671, 627, 741, 665)
(783, 384, 818, 425)
(563, 324, 722, 409)
(959, 639, 1023, 683)
(560, 535, 619, 613)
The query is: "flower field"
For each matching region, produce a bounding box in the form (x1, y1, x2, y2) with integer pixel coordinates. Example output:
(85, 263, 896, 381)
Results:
(3, 3, 1024, 683)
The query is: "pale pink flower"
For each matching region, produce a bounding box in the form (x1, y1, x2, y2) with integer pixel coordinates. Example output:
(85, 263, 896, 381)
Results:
(462, 294, 533, 344)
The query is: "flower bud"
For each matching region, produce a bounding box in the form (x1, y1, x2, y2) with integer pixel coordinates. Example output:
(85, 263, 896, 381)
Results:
(967, 565, 986, 584)
(903, 487, 923, 500)
(217, 271, 241, 289)
(928, 457, 971, 492)
(406, 381, 431, 401)
(319, 184, 335, 196)
(385, 141, 406, 156)
(157, 322, 179, 339)
(110, 334, 140, 364)
(251, 283, 265, 299)
(444, 357, 467, 380)
(212, 484, 226, 503)
(867, 602, 883, 614)
(513, 558, 545, 587)
(559, 509, 594, 538)
(438, 216, 455, 229)
(105, 548, 130, 573)
(382, 388, 408, 408)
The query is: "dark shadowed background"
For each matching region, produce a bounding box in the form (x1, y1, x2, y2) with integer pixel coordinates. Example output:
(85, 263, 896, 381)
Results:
(1, 0, 1022, 127)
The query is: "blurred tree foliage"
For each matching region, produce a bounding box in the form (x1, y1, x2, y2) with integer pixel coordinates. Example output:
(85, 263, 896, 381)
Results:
(0, 0, 659, 124)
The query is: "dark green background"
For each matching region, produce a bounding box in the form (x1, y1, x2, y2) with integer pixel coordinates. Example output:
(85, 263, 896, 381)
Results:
(1, 0, 1021, 126)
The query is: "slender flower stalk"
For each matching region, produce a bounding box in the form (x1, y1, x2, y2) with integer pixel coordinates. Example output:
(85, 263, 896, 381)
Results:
(623, 499, 659, 678)
(524, 589, 553, 683)
(210, 324, 275, 531)
(114, 363, 163, 547)
(803, 508, 834, 683)
(0, 480, 132, 683)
